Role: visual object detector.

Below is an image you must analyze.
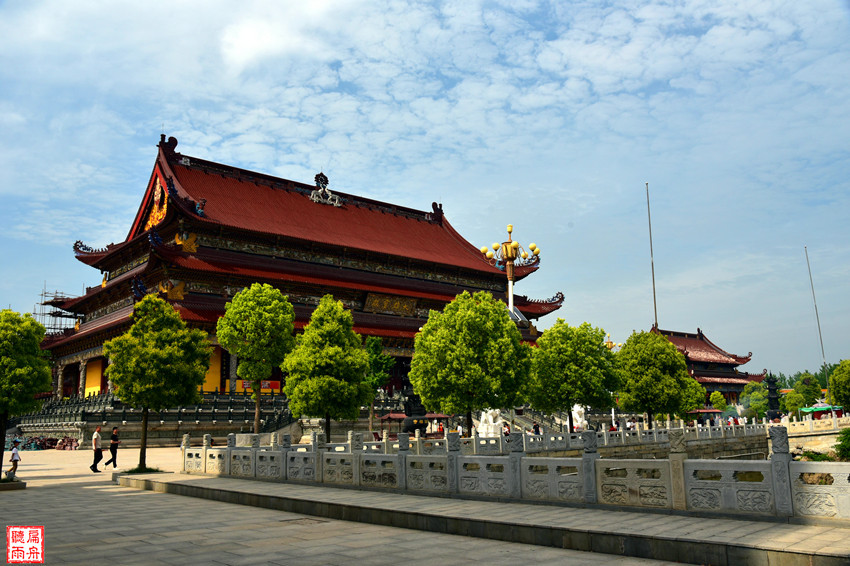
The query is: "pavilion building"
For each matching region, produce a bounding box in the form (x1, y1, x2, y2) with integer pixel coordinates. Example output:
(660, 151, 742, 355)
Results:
(43, 135, 563, 398)
(652, 325, 766, 405)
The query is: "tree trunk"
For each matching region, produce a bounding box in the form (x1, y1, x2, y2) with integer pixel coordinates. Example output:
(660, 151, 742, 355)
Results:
(324, 413, 331, 441)
(254, 388, 261, 434)
(369, 402, 374, 433)
(139, 407, 149, 470)
(646, 411, 654, 429)
(0, 412, 8, 474)
(465, 411, 473, 437)
(568, 410, 575, 434)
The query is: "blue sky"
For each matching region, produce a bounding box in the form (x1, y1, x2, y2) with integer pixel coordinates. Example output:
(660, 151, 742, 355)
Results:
(1, 1, 847, 376)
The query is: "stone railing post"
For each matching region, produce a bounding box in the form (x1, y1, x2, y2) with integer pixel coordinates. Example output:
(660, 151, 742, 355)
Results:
(180, 434, 192, 471)
(507, 432, 524, 499)
(350, 432, 364, 453)
(769, 426, 793, 516)
(347, 431, 355, 453)
(313, 432, 326, 482)
(471, 428, 479, 454)
(397, 432, 409, 491)
(446, 432, 460, 494)
(279, 433, 292, 480)
(580, 430, 599, 504)
(382, 430, 389, 454)
(668, 429, 687, 510)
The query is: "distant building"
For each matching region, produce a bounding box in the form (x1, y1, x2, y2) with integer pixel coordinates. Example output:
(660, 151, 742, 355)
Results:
(42, 135, 563, 398)
(652, 325, 766, 405)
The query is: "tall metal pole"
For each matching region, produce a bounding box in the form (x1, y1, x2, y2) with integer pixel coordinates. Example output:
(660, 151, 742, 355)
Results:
(646, 182, 658, 328)
(805, 246, 829, 404)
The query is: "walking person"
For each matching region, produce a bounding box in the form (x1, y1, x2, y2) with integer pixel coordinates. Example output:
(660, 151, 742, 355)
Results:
(90, 425, 103, 473)
(103, 426, 120, 469)
(5, 439, 21, 479)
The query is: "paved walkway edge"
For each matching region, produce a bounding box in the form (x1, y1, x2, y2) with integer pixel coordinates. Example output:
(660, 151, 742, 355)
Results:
(118, 474, 847, 566)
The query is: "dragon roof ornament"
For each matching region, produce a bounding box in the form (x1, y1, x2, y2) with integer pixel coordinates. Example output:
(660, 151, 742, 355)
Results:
(310, 172, 343, 207)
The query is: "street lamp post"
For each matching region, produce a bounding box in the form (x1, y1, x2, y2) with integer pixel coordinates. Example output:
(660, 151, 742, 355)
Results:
(479, 224, 539, 320)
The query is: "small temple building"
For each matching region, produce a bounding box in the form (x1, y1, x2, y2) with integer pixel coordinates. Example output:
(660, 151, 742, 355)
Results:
(42, 135, 563, 399)
(652, 325, 766, 405)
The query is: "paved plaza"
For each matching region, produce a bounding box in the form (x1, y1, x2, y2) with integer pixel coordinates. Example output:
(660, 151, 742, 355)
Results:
(1, 447, 689, 566)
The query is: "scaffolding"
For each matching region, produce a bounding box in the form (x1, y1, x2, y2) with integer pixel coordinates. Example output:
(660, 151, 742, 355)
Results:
(34, 282, 78, 335)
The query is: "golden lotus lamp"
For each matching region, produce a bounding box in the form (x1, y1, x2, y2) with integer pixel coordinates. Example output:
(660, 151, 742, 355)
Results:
(479, 224, 539, 315)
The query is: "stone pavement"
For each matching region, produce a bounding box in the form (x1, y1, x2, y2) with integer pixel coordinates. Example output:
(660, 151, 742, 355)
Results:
(2, 448, 680, 566)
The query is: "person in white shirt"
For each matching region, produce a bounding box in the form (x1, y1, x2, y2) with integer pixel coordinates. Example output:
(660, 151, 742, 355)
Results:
(90, 426, 103, 473)
(6, 439, 21, 478)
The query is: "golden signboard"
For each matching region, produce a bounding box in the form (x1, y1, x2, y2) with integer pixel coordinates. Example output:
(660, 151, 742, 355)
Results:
(364, 293, 416, 316)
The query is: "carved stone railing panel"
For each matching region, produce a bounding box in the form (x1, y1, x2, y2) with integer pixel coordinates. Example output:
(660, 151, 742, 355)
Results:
(684, 460, 775, 515)
(205, 448, 228, 475)
(229, 448, 255, 477)
(405, 455, 448, 493)
(790, 461, 850, 518)
(457, 455, 511, 497)
(596, 459, 672, 509)
(256, 450, 285, 481)
(359, 455, 400, 489)
(184, 448, 204, 473)
(521, 457, 583, 502)
(287, 452, 318, 482)
(323, 453, 358, 486)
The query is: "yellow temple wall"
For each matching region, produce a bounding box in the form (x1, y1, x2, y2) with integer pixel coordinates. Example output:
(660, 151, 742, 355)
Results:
(85, 359, 104, 396)
(203, 346, 222, 392)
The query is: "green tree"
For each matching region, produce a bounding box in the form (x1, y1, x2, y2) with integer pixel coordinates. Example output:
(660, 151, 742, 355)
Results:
(709, 391, 728, 412)
(283, 295, 371, 440)
(0, 310, 52, 471)
(616, 331, 701, 428)
(741, 381, 768, 419)
(527, 320, 619, 433)
(216, 283, 295, 433)
(365, 336, 395, 433)
(794, 373, 822, 406)
(829, 359, 850, 410)
(783, 390, 806, 416)
(104, 296, 211, 469)
(409, 291, 530, 434)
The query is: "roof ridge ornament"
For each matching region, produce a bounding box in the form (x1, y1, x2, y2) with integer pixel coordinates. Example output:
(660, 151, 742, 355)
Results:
(310, 172, 343, 207)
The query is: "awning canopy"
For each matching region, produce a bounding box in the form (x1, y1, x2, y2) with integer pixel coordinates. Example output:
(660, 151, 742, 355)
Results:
(800, 405, 842, 413)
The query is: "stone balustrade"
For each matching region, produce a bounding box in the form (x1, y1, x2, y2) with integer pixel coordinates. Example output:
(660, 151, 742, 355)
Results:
(181, 426, 850, 521)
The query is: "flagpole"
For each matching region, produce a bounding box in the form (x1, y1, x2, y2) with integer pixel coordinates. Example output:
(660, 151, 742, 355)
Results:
(805, 246, 830, 406)
(646, 182, 658, 328)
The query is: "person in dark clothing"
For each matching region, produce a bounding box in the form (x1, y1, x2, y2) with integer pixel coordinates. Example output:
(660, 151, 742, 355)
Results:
(103, 426, 120, 469)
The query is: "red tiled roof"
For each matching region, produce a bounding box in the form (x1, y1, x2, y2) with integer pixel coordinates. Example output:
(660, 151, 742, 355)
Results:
(653, 326, 752, 366)
(150, 138, 520, 277)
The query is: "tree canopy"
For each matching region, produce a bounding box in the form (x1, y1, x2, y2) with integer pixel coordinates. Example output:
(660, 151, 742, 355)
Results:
(364, 336, 395, 432)
(740, 381, 768, 420)
(0, 310, 52, 468)
(782, 390, 806, 415)
(408, 291, 530, 433)
(104, 295, 211, 469)
(616, 330, 703, 426)
(527, 320, 618, 432)
(282, 295, 371, 439)
(216, 283, 296, 432)
(829, 359, 850, 410)
(709, 391, 727, 412)
(794, 373, 823, 406)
